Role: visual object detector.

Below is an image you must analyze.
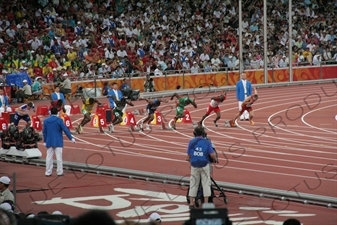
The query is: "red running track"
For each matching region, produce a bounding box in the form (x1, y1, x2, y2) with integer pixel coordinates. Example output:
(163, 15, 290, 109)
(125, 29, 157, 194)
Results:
(10, 84, 337, 199)
(1, 163, 337, 224)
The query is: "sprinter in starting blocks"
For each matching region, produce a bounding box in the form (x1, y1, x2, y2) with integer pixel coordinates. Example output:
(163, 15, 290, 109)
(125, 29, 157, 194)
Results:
(108, 97, 134, 133)
(76, 95, 103, 134)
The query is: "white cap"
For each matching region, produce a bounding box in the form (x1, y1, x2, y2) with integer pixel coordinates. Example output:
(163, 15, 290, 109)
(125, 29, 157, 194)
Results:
(26, 214, 35, 219)
(23, 79, 28, 83)
(52, 211, 62, 215)
(0, 203, 13, 213)
(0, 176, 10, 185)
(148, 212, 161, 222)
(63, 73, 68, 77)
(52, 68, 57, 71)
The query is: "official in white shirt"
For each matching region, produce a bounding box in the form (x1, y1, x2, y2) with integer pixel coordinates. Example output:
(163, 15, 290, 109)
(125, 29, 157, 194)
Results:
(236, 73, 252, 121)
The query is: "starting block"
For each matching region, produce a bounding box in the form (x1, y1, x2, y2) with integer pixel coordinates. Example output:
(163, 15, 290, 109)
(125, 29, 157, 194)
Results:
(133, 109, 146, 115)
(121, 112, 137, 126)
(30, 115, 42, 131)
(36, 105, 49, 116)
(70, 104, 81, 115)
(91, 113, 107, 128)
(60, 113, 73, 129)
(176, 109, 193, 124)
(0, 146, 42, 159)
(150, 111, 169, 130)
(96, 104, 108, 114)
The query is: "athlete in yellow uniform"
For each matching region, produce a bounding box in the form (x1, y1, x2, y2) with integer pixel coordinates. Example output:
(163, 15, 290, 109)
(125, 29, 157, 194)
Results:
(76, 95, 102, 134)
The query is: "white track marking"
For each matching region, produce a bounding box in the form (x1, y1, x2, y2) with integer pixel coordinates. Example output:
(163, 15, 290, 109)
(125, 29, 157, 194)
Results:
(301, 104, 337, 135)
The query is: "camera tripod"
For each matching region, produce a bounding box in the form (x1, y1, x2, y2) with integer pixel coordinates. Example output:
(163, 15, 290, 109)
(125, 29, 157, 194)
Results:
(186, 176, 228, 207)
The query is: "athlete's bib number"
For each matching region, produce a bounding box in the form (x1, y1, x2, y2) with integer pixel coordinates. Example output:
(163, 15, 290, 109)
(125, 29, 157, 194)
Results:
(115, 112, 121, 117)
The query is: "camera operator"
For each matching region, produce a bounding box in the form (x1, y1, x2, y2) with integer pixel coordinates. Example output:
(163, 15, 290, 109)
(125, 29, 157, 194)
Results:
(186, 126, 218, 209)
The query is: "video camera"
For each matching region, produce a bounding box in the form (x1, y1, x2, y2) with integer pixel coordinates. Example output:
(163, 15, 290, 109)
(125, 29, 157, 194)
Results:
(1, 124, 20, 149)
(189, 207, 232, 225)
(1, 124, 42, 150)
(19, 126, 42, 149)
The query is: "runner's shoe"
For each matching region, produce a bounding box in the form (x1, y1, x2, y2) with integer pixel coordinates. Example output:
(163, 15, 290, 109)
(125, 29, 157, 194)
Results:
(214, 120, 218, 127)
(145, 124, 151, 130)
(229, 120, 237, 127)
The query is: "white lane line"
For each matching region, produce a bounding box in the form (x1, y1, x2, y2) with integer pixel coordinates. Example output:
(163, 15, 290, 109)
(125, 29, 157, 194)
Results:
(301, 104, 337, 135)
(267, 100, 337, 139)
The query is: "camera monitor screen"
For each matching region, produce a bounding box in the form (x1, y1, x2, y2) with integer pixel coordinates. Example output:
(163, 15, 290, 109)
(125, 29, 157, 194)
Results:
(190, 208, 230, 225)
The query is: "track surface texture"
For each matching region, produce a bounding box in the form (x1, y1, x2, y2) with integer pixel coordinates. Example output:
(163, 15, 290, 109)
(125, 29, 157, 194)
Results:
(2, 83, 337, 224)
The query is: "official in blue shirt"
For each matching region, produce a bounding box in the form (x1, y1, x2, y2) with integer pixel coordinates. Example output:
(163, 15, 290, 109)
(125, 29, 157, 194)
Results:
(186, 127, 217, 209)
(51, 86, 71, 116)
(236, 72, 252, 121)
(107, 82, 124, 109)
(0, 89, 12, 116)
(43, 107, 75, 177)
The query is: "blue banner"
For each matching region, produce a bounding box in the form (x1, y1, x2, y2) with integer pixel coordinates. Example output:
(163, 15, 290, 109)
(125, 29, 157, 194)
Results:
(5, 73, 32, 88)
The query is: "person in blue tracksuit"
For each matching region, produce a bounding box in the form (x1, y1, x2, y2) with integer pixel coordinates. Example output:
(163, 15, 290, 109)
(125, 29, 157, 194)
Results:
(43, 107, 75, 177)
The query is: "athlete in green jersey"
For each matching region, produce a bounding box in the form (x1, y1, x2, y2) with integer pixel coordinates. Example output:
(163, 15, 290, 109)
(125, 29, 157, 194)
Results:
(170, 93, 197, 129)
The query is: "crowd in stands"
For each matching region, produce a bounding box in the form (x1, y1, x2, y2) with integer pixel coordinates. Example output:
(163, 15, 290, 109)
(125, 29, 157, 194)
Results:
(0, 0, 336, 84)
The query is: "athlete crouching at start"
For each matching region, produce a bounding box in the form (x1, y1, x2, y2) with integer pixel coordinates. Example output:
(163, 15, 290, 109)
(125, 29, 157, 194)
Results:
(108, 97, 134, 133)
(139, 98, 167, 130)
(14, 102, 35, 128)
(76, 96, 102, 134)
(50, 99, 66, 115)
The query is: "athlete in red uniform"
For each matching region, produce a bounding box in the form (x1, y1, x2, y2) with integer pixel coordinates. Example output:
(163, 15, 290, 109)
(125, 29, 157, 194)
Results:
(229, 87, 258, 127)
(50, 99, 66, 113)
(199, 90, 227, 127)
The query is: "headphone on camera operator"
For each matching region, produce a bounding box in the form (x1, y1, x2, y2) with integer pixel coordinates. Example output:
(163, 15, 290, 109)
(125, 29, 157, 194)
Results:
(193, 127, 218, 163)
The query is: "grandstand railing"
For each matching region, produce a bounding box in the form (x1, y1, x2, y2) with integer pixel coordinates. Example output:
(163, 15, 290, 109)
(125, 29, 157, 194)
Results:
(40, 62, 337, 97)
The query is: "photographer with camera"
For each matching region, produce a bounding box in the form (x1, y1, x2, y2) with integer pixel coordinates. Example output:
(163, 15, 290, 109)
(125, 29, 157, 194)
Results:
(187, 127, 218, 209)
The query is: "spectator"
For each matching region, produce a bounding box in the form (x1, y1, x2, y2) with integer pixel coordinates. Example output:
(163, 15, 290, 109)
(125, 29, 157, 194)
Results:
(31, 77, 43, 98)
(16, 80, 32, 103)
(59, 73, 71, 96)
(0, 176, 14, 204)
(283, 218, 301, 225)
(144, 75, 155, 92)
(148, 212, 161, 223)
(43, 107, 75, 177)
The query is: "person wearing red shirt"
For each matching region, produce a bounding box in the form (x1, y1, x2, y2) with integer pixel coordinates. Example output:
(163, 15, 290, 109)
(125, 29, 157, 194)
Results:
(228, 88, 258, 127)
(199, 90, 227, 127)
(49, 99, 66, 114)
